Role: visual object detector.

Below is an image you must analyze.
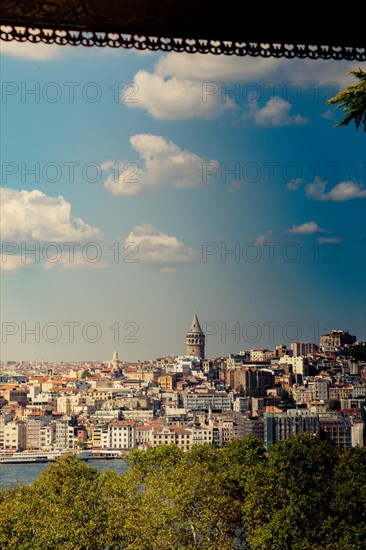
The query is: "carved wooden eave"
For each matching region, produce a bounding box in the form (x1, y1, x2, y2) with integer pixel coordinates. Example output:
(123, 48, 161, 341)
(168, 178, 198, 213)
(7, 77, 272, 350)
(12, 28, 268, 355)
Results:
(0, 1, 365, 60)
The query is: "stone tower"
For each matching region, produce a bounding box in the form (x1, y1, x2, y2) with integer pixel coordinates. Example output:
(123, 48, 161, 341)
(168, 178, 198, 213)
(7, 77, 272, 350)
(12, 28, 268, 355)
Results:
(186, 311, 205, 359)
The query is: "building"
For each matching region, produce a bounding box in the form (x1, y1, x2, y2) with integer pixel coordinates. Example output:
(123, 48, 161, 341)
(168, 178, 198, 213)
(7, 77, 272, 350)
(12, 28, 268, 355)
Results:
(55, 419, 76, 449)
(183, 392, 231, 412)
(250, 349, 273, 362)
(186, 312, 205, 359)
(135, 422, 192, 450)
(313, 378, 330, 401)
(191, 425, 213, 446)
(91, 425, 109, 449)
(107, 420, 136, 449)
(0, 385, 28, 407)
(292, 357, 310, 377)
(319, 413, 351, 448)
(320, 330, 356, 350)
(226, 367, 274, 396)
(233, 396, 250, 413)
(351, 422, 365, 447)
(3, 420, 26, 451)
(279, 356, 309, 377)
(157, 374, 177, 390)
(26, 415, 49, 450)
(291, 342, 318, 357)
(264, 410, 320, 450)
(292, 385, 314, 404)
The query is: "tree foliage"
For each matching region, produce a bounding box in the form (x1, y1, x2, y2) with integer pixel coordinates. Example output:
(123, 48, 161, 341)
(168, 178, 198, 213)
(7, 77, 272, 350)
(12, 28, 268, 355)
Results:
(351, 344, 366, 362)
(0, 435, 365, 549)
(0, 454, 108, 549)
(327, 68, 366, 131)
(81, 369, 92, 379)
(279, 390, 296, 408)
(327, 398, 341, 411)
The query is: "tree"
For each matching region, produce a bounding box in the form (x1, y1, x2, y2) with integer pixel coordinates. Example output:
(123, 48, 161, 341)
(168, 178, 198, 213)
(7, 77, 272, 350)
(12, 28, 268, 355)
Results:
(105, 444, 245, 548)
(351, 344, 366, 362)
(81, 369, 91, 379)
(327, 68, 366, 131)
(218, 435, 266, 502)
(0, 455, 109, 549)
(327, 398, 341, 411)
(1, 438, 365, 549)
(319, 446, 366, 549)
(242, 433, 338, 549)
(280, 390, 296, 407)
(252, 386, 264, 398)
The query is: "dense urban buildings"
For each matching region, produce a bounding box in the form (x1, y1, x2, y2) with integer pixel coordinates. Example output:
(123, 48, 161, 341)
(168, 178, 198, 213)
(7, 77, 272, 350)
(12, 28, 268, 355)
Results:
(0, 318, 365, 455)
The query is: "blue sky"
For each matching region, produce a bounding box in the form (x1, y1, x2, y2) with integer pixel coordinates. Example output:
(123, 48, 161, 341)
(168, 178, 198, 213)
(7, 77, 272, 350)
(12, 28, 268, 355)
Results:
(1, 41, 365, 361)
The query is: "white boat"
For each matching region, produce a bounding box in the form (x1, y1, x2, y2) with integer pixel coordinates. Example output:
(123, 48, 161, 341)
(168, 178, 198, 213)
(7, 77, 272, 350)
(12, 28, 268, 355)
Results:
(0, 449, 90, 464)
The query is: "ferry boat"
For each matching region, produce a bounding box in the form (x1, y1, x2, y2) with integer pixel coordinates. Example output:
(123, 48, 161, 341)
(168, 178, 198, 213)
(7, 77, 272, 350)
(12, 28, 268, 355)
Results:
(0, 449, 90, 464)
(90, 449, 129, 459)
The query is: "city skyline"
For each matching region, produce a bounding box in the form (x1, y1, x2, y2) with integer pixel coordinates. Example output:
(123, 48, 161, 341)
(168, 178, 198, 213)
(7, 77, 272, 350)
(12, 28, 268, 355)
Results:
(0, 312, 360, 364)
(1, 41, 365, 362)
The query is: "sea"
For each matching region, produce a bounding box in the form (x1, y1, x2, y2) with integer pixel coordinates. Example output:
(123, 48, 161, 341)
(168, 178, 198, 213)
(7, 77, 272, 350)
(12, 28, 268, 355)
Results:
(0, 459, 129, 488)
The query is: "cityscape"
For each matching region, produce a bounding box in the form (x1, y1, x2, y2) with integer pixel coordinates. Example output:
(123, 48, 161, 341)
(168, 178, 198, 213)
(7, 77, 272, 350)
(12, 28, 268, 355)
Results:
(1, 9, 365, 549)
(1, 313, 365, 462)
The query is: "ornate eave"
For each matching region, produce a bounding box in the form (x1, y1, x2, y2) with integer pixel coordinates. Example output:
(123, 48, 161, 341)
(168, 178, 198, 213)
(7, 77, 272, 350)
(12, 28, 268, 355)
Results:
(1, 1, 365, 60)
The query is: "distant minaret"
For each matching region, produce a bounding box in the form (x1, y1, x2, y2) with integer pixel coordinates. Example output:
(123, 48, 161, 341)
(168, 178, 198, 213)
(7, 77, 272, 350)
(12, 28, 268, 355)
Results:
(186, 311, 205, 359)
(110, 351, 119, 372)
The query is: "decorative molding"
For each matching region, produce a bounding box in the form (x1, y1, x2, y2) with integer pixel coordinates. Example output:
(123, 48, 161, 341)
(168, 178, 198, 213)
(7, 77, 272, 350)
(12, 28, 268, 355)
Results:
(1, 26, 365, 60)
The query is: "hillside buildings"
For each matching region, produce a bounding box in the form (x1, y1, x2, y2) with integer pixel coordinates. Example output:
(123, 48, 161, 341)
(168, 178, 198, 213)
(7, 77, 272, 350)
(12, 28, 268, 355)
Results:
(0, 318, 365, 454)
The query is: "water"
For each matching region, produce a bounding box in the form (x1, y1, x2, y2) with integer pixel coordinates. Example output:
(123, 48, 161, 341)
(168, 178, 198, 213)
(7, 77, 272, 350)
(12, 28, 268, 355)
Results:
(0, 459, 129, 488)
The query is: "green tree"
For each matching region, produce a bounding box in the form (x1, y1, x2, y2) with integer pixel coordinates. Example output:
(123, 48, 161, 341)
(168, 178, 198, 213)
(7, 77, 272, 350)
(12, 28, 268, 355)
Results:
(351, 344, 366, 361)
(252, 386, 264, 398)
(104, 444, 245, 549)
(327, 398, 341, 411)
(127, 443, 184, 478)
(0, 455, 109, 549)
(1, 438, 365, 549)
(81, 369, 91, 379)
(327, 68, 366, 131)
(280, 390, 296, 407)
(0, 485, 35, 549)
(242, 433, 338, 550)
(217, 435, 266, 501)
(323, 446, 366, 549)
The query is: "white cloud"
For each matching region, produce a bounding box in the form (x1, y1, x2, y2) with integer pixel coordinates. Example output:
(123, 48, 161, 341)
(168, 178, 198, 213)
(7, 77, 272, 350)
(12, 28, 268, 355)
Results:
(317, 236, 343, 244)
(0, 254, 34, 272)
(124, 224, 199, 270)
(155, 53, 357, 88)
(287, 221, 324, 234)
(321, 110, 335, 120)
(306, 179, 366, 201)
(255, 230, 273, 245)
(226, 179, 248, 194)
(1, 188, 101, 241)
(122, 53, 357, 122)
(155, 53, 283, 81)
(0, 39, 64, 60)
(286, 178, 303, 191)
(103, 134, 216, 196)
(0, 35, 125, 60)
(42, 250, 108, 271)
(244, 97, 308, 127)
(122, 70, 236, 120)
(0, 188, 103, 271)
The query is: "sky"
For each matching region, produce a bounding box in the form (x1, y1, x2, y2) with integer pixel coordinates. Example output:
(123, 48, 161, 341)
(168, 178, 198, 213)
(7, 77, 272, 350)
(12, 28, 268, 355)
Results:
(0, 39, 365, 362)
